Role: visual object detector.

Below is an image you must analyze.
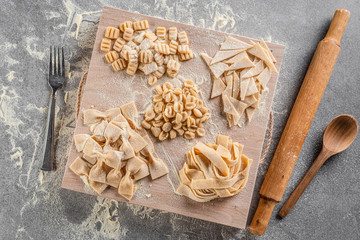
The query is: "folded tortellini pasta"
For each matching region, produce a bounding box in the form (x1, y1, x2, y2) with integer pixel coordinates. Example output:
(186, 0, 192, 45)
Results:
(70, 101, 168, 200)
(176, 134, 252, 202)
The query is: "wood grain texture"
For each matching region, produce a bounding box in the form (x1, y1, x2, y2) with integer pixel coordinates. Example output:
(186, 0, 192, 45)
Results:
(61, 6, 285, 229)
(249, 8, 350, 235)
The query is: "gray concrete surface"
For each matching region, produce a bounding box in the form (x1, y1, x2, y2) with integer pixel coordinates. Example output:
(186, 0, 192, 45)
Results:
(0, 0, 359, 239)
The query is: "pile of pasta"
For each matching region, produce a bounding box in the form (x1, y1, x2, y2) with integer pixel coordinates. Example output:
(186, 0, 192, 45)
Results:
(142, 80, 210, 141)
(100, 20, 194, 86)
(176, 134, 252, 202)
(201, 36, 277, 127)
(69, 102, 168, 200)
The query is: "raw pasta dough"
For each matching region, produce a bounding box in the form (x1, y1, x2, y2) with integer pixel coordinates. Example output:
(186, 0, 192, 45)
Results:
(201, 36, 277, 126)
(100, 20, 194, 85)
(70, 102, 168, 200)
(176, 135, 252, 202)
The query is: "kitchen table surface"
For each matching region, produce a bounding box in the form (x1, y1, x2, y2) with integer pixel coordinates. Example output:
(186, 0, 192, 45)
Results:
(0, 0, 359, 239)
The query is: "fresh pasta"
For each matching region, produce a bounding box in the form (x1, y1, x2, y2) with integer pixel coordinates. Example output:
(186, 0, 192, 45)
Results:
(105, 27, 120, 39)
(101, 20, 193, 85)
(133, 20, 149, 31)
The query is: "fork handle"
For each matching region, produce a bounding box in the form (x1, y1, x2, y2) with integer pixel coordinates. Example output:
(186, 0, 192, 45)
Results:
(41, 94, 57, 171)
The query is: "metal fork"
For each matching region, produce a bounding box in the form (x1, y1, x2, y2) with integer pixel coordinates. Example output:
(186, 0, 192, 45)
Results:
(41, 46, 65, 171)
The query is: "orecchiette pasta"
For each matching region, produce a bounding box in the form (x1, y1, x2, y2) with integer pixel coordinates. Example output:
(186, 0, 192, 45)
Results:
(144, 81, 209, 140)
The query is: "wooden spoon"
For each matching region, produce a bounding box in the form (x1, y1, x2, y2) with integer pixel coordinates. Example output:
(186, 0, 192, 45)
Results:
(278, 114, 358, 218)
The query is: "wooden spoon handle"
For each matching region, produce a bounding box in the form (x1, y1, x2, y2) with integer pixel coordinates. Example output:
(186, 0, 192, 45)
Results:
(278, 149, 333, 218)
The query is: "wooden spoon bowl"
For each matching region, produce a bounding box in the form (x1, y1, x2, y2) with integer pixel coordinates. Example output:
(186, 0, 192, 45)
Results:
(278, 114, 358, 218)
(323, 114, 358, 154)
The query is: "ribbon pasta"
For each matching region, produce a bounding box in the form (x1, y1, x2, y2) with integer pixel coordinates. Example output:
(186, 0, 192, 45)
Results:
(176, 135, 252, 202)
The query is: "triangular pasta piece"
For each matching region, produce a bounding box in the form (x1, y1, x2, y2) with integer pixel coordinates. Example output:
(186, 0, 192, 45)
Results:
(240, 78, 250, 100)
(257, 67, 271, 87)
(201, 53, 228, 78)
(211, 77, 227, 98)
(222, 74, 233, 97)
(260, 39, 276, 63)
(247, 43, 277, 72)
(210, 49, 243, 65)
(226, 55, 255, 71)
(232, 72, 240, 99)
(243, 95, 258, 106)
(229, 96, 247, 124)
(224, 51, 248, 64)
(200, 52, 212, 65)
(241, 60, 265, 78)
(246, 78, 259, 96)
(222, 95, 239, 117)
(246, 107, 256, 122)
(220, 36, 252, 50)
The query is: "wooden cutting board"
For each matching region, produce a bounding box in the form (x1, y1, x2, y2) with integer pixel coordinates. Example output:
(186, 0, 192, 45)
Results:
(62, 6, 285, 229)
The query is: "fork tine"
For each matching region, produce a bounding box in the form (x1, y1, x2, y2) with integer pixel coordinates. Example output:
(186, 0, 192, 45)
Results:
(49, 46, 53, 76)
(61, 47, 65, 76)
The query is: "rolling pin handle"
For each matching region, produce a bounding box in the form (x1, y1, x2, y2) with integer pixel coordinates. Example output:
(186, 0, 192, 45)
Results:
(324, 8, 350, 45)
(249, 197, 278, 235)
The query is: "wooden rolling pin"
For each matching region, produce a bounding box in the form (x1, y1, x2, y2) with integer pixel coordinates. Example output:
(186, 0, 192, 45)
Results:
(249, 8, 350, 235)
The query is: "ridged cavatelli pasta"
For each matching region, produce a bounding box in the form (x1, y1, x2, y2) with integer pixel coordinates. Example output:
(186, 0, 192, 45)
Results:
(179, 50, 194, 61)
(126, 40, 137, 49)
(164, 54, 178, 65)
(167, 59, 180, 78)
(133, 32, 145, 44)
(105, 51, 120, 63)
(140, 50, 153, 63)
(156, 27, 166, 40)
(168, 27, 177, 41)
(145, 31, 157, 42)
(154, 52, 164, 66)
(105, 27, 120, 39)
(120, 45, 132, 60)
(128, 49, 138, 64)
(119, 21, 133, 32)
(112, 58, 127, 71)
(123, 28, 134, 41)
(169, 40, 178, 55)
(178, 31, 189, 45)
(100, 38, 112, 52)
(133, 20, 149, 31)
(155, 42, 170, 55)
(126, 62, 138, 75)
(113, 38, 126, 52)
(153, 65, 165, 78)
(178, 44, 190, 54)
